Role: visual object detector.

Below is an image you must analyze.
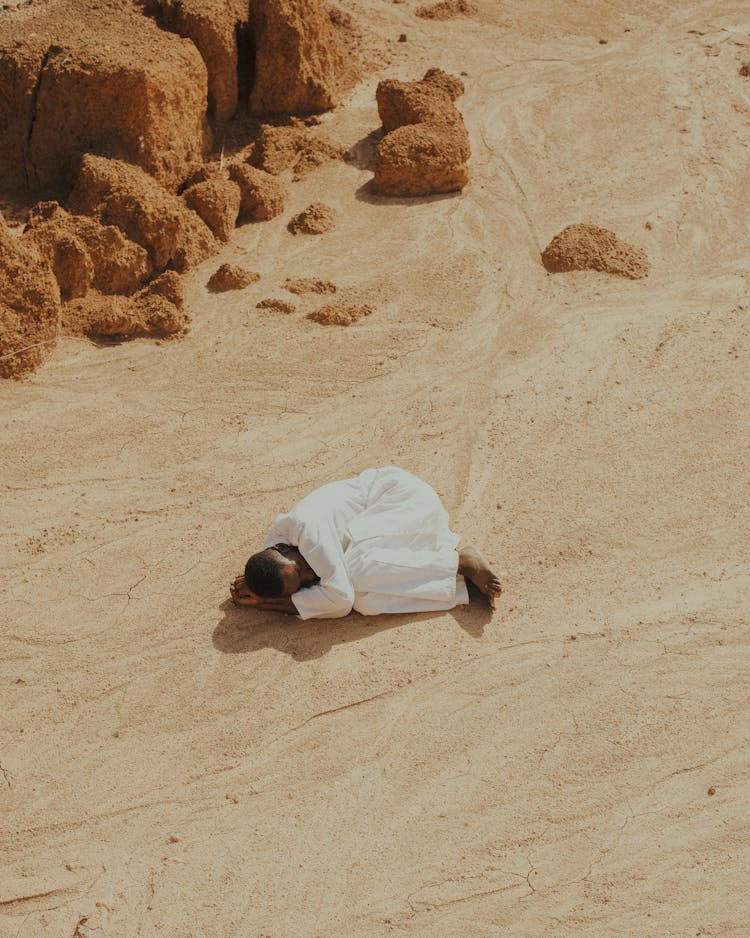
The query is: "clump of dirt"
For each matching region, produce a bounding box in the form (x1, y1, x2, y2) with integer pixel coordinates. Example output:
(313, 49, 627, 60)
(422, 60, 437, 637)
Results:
(208, 263, 261, 292)
(256, 298, 296, 313)
(144, 0, 248, 122)
(183, 172, 241, 242)
(541, 224, 650, 279)
(22, 201, 151, 297)
(63, 272, 187, 340)
(415, 0, 478, 20)
(284, 277, 337, 295)
(288, 202, 337, 235)
(249, 124, 343, 179)
(249, 0, 352, 115)
(0, 7, 210, 194)
(307, 304, 373, 326)
(69, 154, 217, 273)
(373, 68, 470, 197)
(0, 213, 61, 379)
(227, 163, 288, 220)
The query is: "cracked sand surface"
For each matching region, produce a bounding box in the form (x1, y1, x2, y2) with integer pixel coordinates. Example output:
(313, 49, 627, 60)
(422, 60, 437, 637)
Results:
(2, 0, 750, 935)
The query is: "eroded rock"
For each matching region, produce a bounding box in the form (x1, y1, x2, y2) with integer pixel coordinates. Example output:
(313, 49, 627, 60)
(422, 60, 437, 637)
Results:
(69, 155, 217, 273)
(541, 224, 650, 279)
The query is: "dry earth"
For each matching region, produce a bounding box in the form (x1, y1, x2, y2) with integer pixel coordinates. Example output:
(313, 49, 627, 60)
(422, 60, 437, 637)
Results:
(2, 1, 750, 936)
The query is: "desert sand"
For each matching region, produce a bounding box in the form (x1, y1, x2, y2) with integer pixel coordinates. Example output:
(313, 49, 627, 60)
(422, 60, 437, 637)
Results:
(2, 0, 750, 935)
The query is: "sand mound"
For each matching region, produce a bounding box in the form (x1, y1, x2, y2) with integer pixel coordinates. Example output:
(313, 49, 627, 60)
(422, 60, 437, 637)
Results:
(542, 224, 650, 279)
(307, 303, 373, 325)
(144, 0, 248, 122)
(63, 272, 187, 340)
(249, 0, 351, 115)
(284, 277, 337, 294)
(249, 124, 343, 179)
(288, 202, 337, 235)
(0, 9, 209, 193)
(415, 0, 478, 20)
(0, 213, 61, 378)
(227, 163, 288, 221)
(69, 155, 217, 273)
(256, 298, 296, 313)
(208, 263, 260, 291)
(183, 173, 241, 242)
(373, 68, 470, 196)
(22, 201, 151, 297)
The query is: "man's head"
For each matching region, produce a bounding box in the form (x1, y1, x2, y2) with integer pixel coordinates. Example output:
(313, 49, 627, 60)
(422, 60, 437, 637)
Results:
(243, 544, 318, 598)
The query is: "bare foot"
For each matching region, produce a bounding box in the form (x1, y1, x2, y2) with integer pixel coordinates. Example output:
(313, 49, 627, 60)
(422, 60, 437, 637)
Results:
(458, 546, 503, 609)
(229, 574, 261, 606)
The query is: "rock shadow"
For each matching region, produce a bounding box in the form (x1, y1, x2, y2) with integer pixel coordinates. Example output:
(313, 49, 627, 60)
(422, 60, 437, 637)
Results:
(343, 129, 382, 171)
(354, 178, 464, 207)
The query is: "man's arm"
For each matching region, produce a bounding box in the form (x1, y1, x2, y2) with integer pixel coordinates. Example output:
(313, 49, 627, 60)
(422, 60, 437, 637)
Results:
(251, 596, 298, 614)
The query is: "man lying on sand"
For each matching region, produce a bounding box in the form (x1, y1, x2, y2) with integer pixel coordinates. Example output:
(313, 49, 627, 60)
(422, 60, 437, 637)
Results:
(230, 466, 501, 619)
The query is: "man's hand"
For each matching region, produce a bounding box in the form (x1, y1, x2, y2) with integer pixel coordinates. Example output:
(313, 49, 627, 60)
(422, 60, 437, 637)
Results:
(230, 576, 298, 614)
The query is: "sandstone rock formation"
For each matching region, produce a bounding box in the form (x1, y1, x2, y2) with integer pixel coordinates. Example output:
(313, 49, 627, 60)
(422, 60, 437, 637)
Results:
(249, 124, 343, 179)
(541, 224, 650, 279)
(287, 203, 337, 235)
(248, 0, 351, 115)
(22, 201, 151, 297)
(183, 172, 242, 242)
(415, 0, 478, 20)
(144, 0, 249, 122)
(69, 155, 217, 273)
(0, 214, 61, 379)
(256, 298, 296, 313)
(307, 304, 373, 326)
(373, 68, 470, 197)
(63, 272, 188, 340)
(227, 163, 288, 221)
(207, 263, 261, 291)
(285, 278, 337, 295)
(0, 5, 210, 194)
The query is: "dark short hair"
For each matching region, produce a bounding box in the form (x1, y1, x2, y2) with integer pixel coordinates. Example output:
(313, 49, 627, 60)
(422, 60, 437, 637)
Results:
(244, 548, 286, 598)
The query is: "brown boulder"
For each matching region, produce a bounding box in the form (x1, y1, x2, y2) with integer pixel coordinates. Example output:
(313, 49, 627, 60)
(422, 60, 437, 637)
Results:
(415, 0, 478, 20)
(0, 7, 211, 194)
(69, 155, 217, 273)
(307, 304, 373, 326)
(376, 76, 458, 133)
(373, 123, 470, 197)
(0, 215, 61, 379)
(183, 174, 241, 241)
(23, 201, 151, 297)
(207, 264, 260, 291)
(249, 0, 350, 115)
(248, 124, 343, 178)
(227, 163, 287, 221)
(541, 224, 650, 279)
(0, 40, 47, 190)
(287, 202, 337, 235)
(144, 0, 248, 122)
(63, 272, 188, 340)
(373, 69, 470, 197)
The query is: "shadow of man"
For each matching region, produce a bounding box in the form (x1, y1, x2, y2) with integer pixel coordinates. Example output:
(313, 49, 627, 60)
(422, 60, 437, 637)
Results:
(212, 583, 493, 662)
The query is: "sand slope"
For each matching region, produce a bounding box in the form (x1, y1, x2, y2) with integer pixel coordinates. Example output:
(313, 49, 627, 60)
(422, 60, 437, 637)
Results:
(2, 1, 749, 935)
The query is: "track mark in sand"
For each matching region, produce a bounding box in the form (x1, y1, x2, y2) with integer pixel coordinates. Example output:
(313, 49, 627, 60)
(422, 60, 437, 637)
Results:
(0, 761, 12, 788)
(268, 688, 401, 749)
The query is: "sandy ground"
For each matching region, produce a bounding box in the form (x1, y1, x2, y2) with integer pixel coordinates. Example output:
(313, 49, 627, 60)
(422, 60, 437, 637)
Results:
(2, 1, 750, 935)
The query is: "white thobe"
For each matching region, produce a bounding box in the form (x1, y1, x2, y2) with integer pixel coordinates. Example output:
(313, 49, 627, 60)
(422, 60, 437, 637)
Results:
(262, 466, 469, 619)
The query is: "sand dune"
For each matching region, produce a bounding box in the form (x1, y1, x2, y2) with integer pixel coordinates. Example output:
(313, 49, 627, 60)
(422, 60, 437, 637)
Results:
(2, 0, 749, 935)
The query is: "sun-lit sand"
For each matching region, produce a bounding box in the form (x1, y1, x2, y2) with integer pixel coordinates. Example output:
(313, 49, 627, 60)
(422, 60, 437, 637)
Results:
(2, 1, 749, 935)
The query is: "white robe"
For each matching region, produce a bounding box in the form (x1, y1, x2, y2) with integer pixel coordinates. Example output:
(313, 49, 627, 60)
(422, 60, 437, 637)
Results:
(262, 466, 469, 619)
